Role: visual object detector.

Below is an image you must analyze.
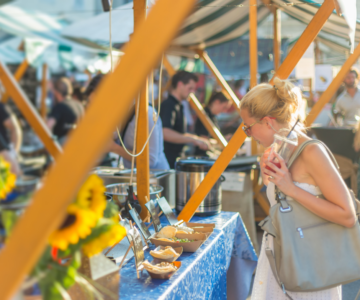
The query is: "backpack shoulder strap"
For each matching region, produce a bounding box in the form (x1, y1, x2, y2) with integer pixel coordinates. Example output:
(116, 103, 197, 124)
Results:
(287, 139, 339, 170)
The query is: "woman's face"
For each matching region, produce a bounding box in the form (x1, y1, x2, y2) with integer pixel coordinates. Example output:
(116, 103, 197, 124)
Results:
(240, 108, 276, 148)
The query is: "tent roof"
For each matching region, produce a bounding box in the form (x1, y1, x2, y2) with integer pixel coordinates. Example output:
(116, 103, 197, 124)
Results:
(0, 3, 123, 71)
(0, 3, 109, 54)
(205, 37, 289, 77)
(272, 0, 359, 48)
(61, 0, 357, 53)
(0, 37, 24, 64)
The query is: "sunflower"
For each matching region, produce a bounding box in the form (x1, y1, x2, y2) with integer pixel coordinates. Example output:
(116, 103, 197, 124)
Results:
(82, 224, 127, 257)
(0, 158, 16, 200)
(75, 174, 107, 219)
(49, 204, 98, 250)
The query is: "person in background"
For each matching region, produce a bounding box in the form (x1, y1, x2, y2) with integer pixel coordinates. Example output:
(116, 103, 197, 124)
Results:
(72, 84, 86, 107)
(85, 74, 169, 170)
(0, 131, 21, 176)
(194, 92, 230, 156)
(160, 71, 210, 168)
(334, 68, 360, 126)
(0, 102, 22, 154)
(235, 79, 247, 99)
(47, 78, 84, 144)
(85, 74, 131, 166)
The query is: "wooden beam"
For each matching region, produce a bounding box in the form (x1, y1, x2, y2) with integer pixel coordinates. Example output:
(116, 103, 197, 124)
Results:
(178, 0, 334, 222)
(0, 0, 196, 298)
(197, 50, 241, 115)
(134, 0, 150, 220)
(305, 42, 360, 126)
(270, 0, 335, 84)
(163, 56, 176, 76)
(40, 63, 48, 120)
(249, 0, 257, 89)
(1, 59, 29, 103)
(250, 0, 258, 155)
(0, 62, 61, 159)
(159, 56, 175, 103)
(178, 125, 247, 222)
(273, 8, 281, 71)
(188, 93, 227, 149)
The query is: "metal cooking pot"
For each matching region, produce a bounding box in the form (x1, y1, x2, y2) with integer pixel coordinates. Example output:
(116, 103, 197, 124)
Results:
(105, 183, 163, 207)
(175, 157, 225, 216)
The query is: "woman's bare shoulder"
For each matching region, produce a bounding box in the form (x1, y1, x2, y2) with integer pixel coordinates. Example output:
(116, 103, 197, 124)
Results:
(300, 141, 333, 168)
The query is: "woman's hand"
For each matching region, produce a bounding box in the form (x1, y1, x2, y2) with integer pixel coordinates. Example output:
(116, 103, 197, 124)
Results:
(260, 148, 272, 185)
(263, 152, 296, 196)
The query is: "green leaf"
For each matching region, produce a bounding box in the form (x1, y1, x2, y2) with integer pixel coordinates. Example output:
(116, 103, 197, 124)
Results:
(103, 201, 119, 219)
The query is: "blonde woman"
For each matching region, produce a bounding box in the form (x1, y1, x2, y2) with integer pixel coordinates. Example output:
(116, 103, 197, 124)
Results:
(240, 78, 357, 299)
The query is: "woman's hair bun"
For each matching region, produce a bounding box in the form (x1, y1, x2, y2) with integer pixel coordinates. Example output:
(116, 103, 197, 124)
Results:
(240, 77, 302, 126)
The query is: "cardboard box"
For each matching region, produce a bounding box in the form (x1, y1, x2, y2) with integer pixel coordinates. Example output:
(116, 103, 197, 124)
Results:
(184, 222, 215, 229)
(145, 261, 181, 280)
(150, 233, 206, 252)
(150, 246, 183, 262)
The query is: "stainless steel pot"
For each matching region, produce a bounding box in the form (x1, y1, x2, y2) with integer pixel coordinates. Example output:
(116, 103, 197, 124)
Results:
(104, 183, 163, 208)
(92, 167, 176, 207)
(175, 157, 224, 216)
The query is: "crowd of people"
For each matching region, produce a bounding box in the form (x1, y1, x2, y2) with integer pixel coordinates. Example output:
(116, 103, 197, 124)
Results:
(2, 67, 360, 179)
(40, 70, 231, 170)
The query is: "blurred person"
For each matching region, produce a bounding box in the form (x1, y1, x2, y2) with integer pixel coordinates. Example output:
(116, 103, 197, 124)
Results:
(47, 78, 84, 144)
(0, 132, 21, 176)
(260, 73, 269, 83)
(160, 71, 210, 168)
(0, 102, 22, 154)
(72, 85, 86, 106)
(194, 92, 230, 156)
(235, 79, 246, 98)
(85, 74, 169, 170)
(334, 68, 360, 125)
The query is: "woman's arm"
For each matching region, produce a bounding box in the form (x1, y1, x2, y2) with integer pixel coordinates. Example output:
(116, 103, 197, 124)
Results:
(264, 146, 357, 228)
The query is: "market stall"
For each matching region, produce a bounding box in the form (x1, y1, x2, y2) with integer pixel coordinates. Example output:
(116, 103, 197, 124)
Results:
(0, 0, 358, 299)
(117, 212, 257, 300)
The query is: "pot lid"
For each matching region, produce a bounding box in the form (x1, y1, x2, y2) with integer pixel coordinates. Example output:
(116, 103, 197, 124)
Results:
(175, 157, 216, 172)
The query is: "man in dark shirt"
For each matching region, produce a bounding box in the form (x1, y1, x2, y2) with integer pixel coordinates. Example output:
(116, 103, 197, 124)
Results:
(47, 77, 84, 144)
(194, 92, 229, 156)
(0, 102, 22, 153)
(160, 71, 210, 168)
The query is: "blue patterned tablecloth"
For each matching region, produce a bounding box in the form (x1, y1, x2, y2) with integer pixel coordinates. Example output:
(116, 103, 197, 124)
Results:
(119, 211, 257, 300)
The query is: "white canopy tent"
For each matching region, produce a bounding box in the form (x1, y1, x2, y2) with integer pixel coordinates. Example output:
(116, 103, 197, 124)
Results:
(61, 0, 358, 55)
(0, 2, 123, 72)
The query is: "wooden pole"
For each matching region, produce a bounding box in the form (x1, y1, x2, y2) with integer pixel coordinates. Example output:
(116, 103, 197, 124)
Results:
(40, 63, 48, 120)
(134, 0, 150, 220)
(197, 50, 241, 114)
(177, 0, 335, 222)
(188, 93, 227, 148)
(270, 0, 334, 84)
(273, 8, 281, 71)
(1, 59, 29, 103)
(0, 62, 61, 159)
(305, 42, 360, 126)
(249, 0, 258, 155)
(249, 0, 258, 89)
(0, 0, 196, 298)
(163, 56, 175, 76)
(157, 56, 175, 102)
